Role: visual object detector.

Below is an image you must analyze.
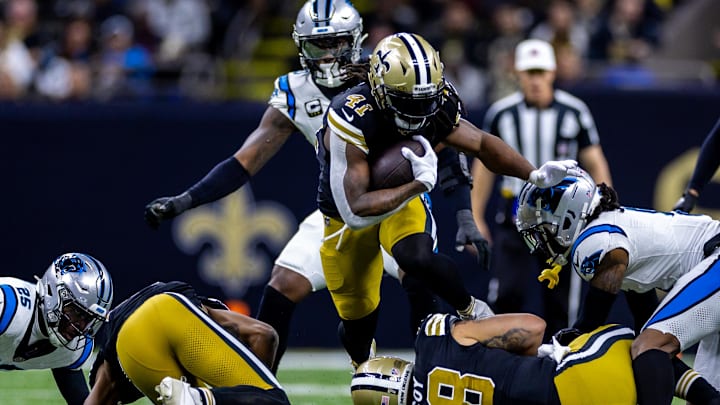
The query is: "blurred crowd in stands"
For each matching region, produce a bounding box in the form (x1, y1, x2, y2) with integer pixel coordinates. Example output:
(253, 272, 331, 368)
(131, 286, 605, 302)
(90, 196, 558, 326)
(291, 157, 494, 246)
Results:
(0, 0, 717, 104)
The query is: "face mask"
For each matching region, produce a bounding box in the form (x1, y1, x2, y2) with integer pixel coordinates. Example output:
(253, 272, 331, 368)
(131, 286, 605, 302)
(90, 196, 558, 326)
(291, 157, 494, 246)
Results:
(314, 61, 346, 88)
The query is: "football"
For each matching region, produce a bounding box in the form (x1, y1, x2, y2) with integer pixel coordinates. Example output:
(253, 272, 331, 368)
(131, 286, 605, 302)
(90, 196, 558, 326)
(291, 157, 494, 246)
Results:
(368, 139, 426, 190)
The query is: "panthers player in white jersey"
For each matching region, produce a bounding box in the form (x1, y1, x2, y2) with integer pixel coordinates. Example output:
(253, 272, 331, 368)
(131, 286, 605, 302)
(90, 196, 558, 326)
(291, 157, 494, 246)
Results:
(516, 170, 720, 405)
(144, 0, 487, 373)
(0, 252, 113, 404)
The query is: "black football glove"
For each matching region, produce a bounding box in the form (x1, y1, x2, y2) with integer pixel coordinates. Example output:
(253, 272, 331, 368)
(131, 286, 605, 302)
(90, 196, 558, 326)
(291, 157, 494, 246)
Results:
(553, 327, 583, 346)
(144, 193, 192, 229)
(455, 209, 491, 271)
(672, 191, 698, 213)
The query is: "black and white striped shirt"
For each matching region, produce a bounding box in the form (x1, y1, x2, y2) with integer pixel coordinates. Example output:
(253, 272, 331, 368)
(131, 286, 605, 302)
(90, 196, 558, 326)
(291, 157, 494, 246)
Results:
(483, 89, 600, 196)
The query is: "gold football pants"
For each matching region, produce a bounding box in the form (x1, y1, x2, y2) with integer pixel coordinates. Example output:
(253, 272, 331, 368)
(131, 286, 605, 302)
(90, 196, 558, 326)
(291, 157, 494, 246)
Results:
(321, 196, 433, 320)
(554, 324, 636, 404)
(116, 292, 281, 402)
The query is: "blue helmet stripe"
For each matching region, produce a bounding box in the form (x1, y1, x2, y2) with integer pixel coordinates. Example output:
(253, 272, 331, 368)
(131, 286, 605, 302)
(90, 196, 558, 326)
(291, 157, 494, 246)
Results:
(278, 75, 295, 119)
(0, 285, 18, 335)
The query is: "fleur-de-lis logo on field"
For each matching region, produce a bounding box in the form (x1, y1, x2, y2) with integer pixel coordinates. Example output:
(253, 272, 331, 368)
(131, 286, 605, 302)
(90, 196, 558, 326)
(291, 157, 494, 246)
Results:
(172, 187, 297, 295)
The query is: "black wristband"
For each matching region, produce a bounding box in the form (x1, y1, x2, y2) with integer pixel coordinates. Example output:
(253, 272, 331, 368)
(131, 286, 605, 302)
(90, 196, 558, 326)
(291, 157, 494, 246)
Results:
(186, 157, 250, 208)
(572, 285, 617, 332)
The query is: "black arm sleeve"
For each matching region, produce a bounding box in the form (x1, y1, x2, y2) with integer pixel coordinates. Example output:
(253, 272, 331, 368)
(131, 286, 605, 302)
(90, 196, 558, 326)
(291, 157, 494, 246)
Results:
(624, 289, 659, 334)
(186, 157, 250, 208)
(572, 285, 618, 332)
(51, 368, 89, 405)
(689, 117, 720, 194)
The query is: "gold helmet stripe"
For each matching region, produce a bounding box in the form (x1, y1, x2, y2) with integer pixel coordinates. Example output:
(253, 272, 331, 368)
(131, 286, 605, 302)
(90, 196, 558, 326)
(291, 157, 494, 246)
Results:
(397, 33, 430, 87)
(327, 109, 368, 153)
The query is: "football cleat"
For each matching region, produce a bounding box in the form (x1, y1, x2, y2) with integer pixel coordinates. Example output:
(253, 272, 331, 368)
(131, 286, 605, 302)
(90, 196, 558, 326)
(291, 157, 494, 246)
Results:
(155, 376, 202, 405)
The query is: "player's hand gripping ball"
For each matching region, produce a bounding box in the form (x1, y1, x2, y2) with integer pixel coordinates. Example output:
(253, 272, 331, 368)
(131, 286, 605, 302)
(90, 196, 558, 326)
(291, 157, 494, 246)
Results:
(368, 139, 426, 190)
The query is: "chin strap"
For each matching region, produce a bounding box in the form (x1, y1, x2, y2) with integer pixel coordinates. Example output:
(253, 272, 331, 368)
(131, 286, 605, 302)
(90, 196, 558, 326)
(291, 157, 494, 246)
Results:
(538, 253, 568, 289)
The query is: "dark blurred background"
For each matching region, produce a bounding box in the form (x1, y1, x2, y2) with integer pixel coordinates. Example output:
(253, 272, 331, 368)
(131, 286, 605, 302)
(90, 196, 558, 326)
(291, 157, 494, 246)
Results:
(3, 0, 720, 349)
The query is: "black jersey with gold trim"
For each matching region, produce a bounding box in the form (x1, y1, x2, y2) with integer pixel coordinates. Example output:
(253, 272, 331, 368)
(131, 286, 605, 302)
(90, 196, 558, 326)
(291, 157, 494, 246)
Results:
(89, 281, 201, 404)
(412, 314, 560, 405)
(316, 82, 463, 219)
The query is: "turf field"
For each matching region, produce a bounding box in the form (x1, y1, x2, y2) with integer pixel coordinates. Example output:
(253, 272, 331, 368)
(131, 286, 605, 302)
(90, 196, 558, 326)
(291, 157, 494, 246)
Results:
(0, 349, 691, 404)
(0, 350, 393, 405)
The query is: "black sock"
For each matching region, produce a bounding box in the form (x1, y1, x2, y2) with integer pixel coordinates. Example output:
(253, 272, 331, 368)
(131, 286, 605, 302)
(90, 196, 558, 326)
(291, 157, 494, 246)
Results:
(401, 274, 440, 336)
(256, 285, 296, 374)
(392, 234, 471, 311)
(338, 307, 380, 366)
(672, 357, 720, 404)
(633, 349, 674, 405)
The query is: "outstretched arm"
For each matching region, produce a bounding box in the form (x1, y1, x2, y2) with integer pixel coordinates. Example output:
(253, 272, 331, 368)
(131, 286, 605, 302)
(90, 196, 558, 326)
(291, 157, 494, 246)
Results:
(446, 119, 578, 188)
(674, 117, 720, 212)
(144, 106, 296, 228)
(447, 119, 535, 180)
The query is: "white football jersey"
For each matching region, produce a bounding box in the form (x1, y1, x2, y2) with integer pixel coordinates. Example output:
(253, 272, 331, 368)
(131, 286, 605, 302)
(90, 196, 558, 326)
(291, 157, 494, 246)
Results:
(570, 209, 720, 292)
(0, 277, 94, 370)
(268, 70, 331, 149)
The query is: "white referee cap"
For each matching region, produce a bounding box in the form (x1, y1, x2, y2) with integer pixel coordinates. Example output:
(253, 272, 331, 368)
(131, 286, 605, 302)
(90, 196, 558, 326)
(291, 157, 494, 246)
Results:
(515, 39, 556, 71)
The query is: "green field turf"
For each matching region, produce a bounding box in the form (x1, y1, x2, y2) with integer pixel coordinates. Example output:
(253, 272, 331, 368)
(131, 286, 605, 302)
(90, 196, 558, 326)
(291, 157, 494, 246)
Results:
(0, 349, 691, 404)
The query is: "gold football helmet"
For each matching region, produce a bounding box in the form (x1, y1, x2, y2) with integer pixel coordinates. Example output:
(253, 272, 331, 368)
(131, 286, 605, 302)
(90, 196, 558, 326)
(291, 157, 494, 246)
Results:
(351, 356, 413, 405)
(368, 33, 445, 132)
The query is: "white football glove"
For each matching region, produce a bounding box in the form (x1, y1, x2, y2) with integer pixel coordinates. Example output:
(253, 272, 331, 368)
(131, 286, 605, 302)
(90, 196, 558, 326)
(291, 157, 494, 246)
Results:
(401, 135, 437, 192)
(528, 159, 580, 188)
(536, 336, 571, 363)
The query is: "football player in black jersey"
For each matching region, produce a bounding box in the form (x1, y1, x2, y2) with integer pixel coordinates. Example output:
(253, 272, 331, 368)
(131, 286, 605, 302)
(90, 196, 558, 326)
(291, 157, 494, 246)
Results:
(351, 313, 720, 405)
(315, 32, 581, 369)
(142, 0, 488, 373)
(85, 281, 289, 405)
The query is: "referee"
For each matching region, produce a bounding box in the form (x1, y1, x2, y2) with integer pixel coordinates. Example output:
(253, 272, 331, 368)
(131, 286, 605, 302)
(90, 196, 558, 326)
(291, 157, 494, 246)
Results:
(471, 39, 613, 338)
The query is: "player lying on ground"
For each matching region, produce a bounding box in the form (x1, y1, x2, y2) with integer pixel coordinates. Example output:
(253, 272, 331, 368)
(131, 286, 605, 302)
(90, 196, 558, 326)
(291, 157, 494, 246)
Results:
(84, 281, 289, 405)
(351, 312, 720, 405)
